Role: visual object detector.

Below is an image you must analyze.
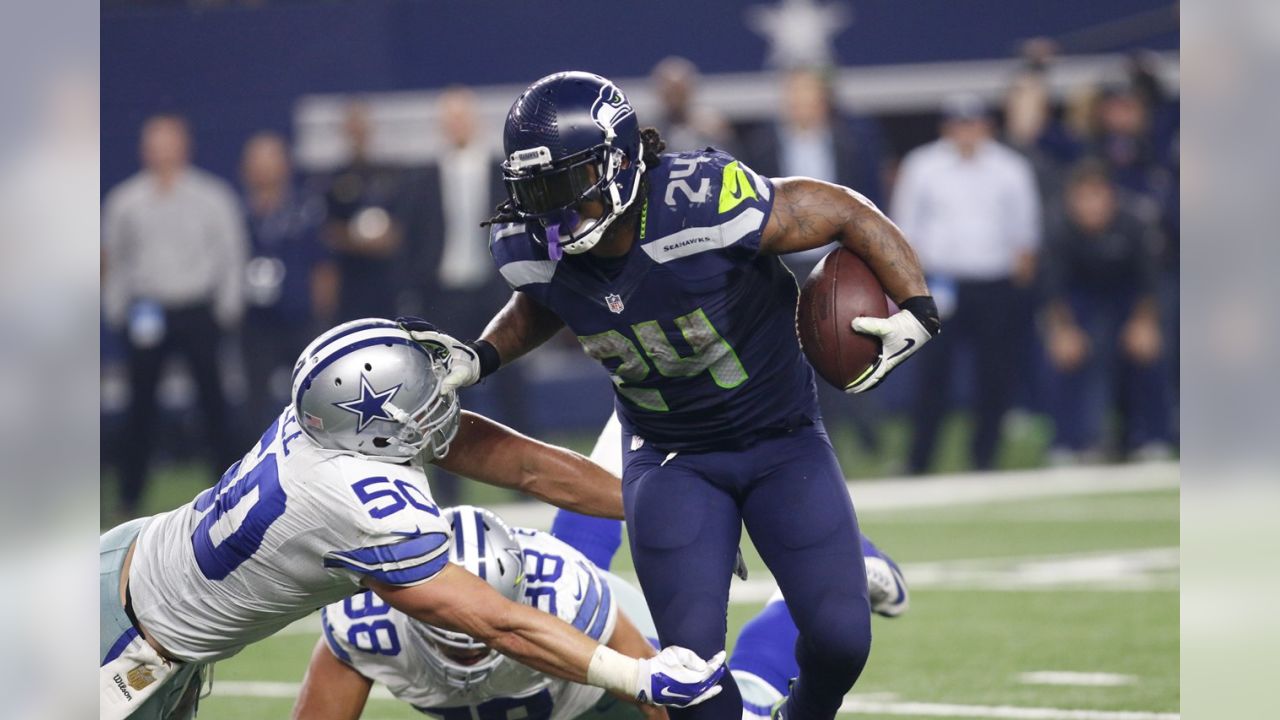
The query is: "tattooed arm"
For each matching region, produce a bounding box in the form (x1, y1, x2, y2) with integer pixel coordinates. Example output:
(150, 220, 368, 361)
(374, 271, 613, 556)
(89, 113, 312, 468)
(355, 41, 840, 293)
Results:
(761, 177, 940, 393)
(759, 177, 928, 304)
(480, 290, 566, 366)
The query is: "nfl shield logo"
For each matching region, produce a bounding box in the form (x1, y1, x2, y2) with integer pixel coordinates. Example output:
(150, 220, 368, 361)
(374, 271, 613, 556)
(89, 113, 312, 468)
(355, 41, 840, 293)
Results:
(127, 665, 157, 691)
(605, 293, 625, 314)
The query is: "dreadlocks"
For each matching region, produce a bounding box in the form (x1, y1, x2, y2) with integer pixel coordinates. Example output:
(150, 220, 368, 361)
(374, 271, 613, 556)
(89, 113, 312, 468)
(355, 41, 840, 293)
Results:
(481, 126, 667, 229)
(639, 126, 666, 169)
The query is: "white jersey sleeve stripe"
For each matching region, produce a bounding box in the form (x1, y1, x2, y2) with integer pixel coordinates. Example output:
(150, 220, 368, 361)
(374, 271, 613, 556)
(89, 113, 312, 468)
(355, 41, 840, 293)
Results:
(639, 208, 766, 264)
(569, 561, 614, 641)
(324, 532, 451, 586)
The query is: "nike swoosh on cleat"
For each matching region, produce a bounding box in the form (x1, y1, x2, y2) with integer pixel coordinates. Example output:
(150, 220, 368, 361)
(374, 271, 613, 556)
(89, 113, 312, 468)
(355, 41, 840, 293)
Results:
(887, 338, 916, 361)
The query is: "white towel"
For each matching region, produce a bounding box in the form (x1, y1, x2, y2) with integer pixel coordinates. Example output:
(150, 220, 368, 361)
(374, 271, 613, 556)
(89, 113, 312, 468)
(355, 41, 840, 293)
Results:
(100, 631, 176, 720)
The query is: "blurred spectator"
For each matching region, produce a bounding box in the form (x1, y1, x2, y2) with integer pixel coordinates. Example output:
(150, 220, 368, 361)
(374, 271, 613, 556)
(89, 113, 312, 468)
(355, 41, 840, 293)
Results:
(742, 67, 889, 454)
(239, 132, 336, 434)
(322, 101, 406, 321)
(102, 114, 247, 515)
(1041, 160, 1171, 462)
(1087, 82, 1169, 202)
(405, 86, 506, 338)
(400, 87, 526, 502)
(1003, 68, 1083, 205)
(649, 56, 735, 153)
(1001, 64, 1085, 416)
(892, 95, 1041, 474)
(743, 67, 886, 214)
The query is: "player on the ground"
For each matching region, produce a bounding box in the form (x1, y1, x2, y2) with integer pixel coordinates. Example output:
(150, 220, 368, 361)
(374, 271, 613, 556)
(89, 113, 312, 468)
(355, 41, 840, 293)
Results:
(292, 505, 909, 720)
(404, 72, 938, 720)
(99, 319, 725, 720)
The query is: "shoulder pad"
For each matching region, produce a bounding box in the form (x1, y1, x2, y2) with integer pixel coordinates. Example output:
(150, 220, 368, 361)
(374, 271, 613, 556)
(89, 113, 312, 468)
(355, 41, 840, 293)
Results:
(641, 150, 775, 263)
(517, 531, 617, 642)
(489, 222, 557, 290)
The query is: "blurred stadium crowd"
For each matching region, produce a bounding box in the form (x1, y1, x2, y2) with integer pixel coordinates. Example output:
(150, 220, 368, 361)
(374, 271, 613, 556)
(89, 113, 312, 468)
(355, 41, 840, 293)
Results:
(100, 24, 1178, 517)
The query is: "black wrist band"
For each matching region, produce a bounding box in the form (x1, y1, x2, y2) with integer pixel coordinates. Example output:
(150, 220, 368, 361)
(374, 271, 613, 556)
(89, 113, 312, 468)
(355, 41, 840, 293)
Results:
(900, 296, 942, 336)
(466, 339, 502, 379)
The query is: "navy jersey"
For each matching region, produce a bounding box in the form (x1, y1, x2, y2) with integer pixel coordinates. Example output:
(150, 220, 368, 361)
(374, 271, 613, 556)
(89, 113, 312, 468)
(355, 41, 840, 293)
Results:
(490, 150, 818, 451)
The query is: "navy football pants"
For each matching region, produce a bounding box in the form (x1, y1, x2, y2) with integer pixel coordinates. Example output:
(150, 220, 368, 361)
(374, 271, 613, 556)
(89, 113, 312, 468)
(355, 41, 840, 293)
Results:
(621, 423, 871, 720)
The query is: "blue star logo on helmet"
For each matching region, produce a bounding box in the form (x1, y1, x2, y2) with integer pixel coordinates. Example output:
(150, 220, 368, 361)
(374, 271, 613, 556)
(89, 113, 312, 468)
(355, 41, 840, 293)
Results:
(333, 374, 402, 433)
(591, 82, 635, 135)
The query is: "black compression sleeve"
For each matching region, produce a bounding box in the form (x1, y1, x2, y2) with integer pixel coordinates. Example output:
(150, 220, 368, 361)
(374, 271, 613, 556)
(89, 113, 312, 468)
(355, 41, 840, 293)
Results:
(899, 296, 942, 336)
(466, 339, 502, 379)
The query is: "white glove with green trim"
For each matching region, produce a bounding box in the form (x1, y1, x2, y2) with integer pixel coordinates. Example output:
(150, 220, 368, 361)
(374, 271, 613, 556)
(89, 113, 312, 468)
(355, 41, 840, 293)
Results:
(845, 309, 933, 394)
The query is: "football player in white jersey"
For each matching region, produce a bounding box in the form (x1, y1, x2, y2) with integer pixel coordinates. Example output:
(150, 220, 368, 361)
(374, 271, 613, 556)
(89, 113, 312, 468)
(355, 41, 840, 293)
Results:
(296, 506, 665, 720)
(291, 409, 910, 720)
(100, 319, 726, 720)
(292, 504, 909, 720)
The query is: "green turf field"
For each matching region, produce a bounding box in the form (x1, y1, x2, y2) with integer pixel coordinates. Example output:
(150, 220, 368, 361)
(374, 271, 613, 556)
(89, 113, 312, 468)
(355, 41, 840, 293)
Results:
(149, 469, 1177, 720)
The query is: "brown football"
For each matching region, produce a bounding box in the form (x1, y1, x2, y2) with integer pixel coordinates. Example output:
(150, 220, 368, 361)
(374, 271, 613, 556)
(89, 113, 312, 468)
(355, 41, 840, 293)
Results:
(796, 247, 889, 390)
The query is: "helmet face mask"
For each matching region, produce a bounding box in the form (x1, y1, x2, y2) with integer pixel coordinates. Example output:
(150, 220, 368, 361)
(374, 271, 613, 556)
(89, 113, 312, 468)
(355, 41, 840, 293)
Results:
(503, 145, 606, 218)
(501, 72, 646, 257)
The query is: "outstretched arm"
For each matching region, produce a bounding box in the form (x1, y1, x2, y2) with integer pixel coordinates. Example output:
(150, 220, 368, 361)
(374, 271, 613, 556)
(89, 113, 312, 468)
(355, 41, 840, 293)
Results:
(433, 411, 624, 520)
(291, 638, 373, 720)
(367, 566, 724, 708)
(760, 177, 929, 304)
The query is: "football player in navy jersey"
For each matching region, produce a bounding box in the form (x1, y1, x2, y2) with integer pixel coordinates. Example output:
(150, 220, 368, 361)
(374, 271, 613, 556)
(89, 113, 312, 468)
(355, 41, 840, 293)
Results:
(406, 72, 940, 720)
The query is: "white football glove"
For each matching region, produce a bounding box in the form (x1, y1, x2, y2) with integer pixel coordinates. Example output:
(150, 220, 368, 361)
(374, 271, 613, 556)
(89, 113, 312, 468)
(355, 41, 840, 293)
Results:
(398, 318, 482, 392)
(845, 309, 933, 394)
(636, 647, 727, 708)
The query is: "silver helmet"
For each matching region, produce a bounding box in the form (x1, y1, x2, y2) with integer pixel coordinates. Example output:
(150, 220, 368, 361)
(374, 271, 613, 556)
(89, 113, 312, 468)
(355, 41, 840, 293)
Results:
(291, 318, 459, 463)
(422, 506, 527, 689)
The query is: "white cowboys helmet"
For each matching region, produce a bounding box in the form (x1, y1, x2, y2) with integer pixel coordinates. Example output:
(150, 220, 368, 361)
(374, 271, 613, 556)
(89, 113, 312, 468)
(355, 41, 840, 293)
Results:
(421, 506, 527, 689)
(291, 318, 460, 463)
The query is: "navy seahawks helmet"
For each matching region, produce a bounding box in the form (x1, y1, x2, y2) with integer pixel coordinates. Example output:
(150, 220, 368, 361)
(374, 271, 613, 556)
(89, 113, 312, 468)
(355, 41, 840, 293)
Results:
(501, 71, 644, 257)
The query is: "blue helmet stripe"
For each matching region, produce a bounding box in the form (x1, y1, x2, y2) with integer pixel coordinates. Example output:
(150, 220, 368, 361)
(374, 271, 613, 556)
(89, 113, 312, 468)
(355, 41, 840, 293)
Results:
(474, 511, 487, 580)
(452, 511, 466, 563)
(293, 336, 429, 412)
(292, 319, 400, 383)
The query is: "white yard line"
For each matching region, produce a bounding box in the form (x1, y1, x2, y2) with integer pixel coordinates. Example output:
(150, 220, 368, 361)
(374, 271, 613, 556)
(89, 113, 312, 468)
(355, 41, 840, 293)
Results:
(900, 547, 1180, 592)
(721, 547, 1179, 602)
(213, 682, 1176, 719)
(1019, 672, 1138, 687)
(280, 545, 1180, 639)
(839, 698, 1177, 719)
(486, 463, 1179, 530)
